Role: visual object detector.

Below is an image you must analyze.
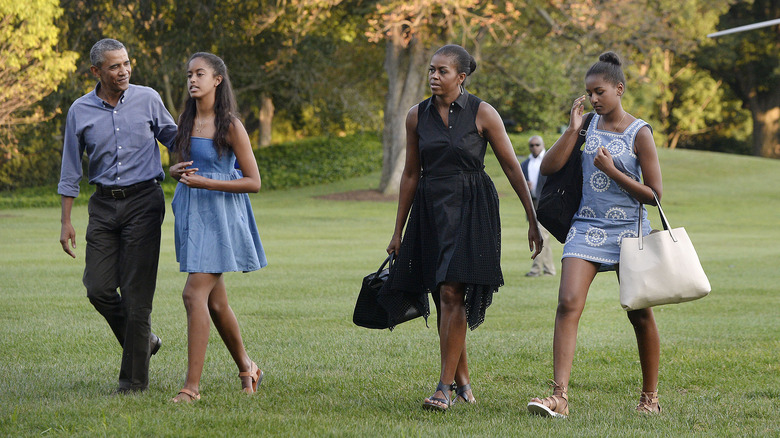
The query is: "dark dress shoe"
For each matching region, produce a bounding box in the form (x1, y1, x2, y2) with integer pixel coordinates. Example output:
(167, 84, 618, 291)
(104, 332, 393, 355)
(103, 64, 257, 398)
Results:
(150, 333, 162, 356)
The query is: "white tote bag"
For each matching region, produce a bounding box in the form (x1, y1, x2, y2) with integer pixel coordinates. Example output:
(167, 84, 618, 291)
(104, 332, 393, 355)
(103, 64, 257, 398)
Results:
(619, 191, 711, 311)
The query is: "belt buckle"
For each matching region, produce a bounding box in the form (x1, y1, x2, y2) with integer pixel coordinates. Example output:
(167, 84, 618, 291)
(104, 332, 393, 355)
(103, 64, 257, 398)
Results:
(110, 188, 126, 199)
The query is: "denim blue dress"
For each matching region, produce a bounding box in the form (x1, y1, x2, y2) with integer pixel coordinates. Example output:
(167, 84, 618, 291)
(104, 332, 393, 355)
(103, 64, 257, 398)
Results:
(562, 116, 652, 269)
(172, 137, 267, 273)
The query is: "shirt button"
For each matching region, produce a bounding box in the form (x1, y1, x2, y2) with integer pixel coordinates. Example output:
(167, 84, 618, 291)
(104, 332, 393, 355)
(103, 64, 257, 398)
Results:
(114, 110, 117, 114)
(118, 162, 122, 165)
(117, 177, 121, 180)
(118, 146, 122, 149)
(116, 128, 120, 131)
(449, 126, 452, 129)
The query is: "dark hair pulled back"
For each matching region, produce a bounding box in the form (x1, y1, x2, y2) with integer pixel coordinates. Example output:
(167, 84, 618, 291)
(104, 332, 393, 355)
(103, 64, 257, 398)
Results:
(174, 52, 238, 160)
(434, 44, 477, 76)
(586, 51, 625, 87)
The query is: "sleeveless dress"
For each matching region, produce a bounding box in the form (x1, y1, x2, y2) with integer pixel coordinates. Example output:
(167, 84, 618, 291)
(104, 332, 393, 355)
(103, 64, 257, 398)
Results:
(562, 115, 652, 269)
(172, 137, 267, 273)
(378, 91, 503, 330)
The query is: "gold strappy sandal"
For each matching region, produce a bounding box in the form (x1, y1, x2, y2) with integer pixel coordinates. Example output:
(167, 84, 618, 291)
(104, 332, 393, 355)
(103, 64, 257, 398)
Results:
(527, 381, 569, 418)
(171, 388, 200, 403)
(239, 361, 264, 394)
(636, 390, 662, 414)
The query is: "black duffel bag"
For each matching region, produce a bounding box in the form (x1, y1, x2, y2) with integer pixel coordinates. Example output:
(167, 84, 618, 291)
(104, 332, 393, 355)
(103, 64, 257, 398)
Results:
(353, 253, 422, 329)
(536, 112, 593, 243)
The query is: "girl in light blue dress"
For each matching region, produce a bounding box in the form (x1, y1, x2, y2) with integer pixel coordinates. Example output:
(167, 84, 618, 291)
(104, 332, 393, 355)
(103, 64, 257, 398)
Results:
(168, 52, 266, 402)
(528, 52, 664, 418)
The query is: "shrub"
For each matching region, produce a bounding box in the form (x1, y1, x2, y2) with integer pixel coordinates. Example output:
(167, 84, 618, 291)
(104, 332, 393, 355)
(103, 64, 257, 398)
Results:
(256, 132, 381, 190)
(0, 132, 382, 209)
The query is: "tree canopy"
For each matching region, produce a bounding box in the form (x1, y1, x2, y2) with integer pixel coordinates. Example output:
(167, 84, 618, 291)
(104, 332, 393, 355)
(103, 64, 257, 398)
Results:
(0, 0, 776, 191)
(0, 0, 77, 188)
(0, 0, 77, 153)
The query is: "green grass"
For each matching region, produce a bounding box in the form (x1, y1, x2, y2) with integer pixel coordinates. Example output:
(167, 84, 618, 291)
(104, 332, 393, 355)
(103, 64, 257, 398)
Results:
(1, 148, 778, 436)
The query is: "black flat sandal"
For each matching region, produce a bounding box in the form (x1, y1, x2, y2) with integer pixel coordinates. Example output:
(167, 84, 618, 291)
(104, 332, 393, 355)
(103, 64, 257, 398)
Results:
(422, 381, 452, 412)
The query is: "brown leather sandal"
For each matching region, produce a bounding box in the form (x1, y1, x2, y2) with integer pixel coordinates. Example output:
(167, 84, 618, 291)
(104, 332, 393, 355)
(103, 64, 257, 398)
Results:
(636, 390, 662, 414)
(527, 381, 569, 418)
(171, 388, 200, 403)
(239, 361, 264, 394)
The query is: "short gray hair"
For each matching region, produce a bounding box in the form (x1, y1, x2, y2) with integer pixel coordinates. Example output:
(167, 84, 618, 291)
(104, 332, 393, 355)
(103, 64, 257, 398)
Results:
(529, 135, 544, 146)
(90, 39, 126, 67)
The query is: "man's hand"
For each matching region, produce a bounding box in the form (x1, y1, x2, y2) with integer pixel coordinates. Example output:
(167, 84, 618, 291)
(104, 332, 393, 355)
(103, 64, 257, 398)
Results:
(60, 222, 76, 258)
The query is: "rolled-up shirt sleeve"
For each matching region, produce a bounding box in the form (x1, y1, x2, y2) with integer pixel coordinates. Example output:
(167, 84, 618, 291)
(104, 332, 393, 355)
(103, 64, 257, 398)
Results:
(58, 106, 85, 198)
(152, 94, 177, 150)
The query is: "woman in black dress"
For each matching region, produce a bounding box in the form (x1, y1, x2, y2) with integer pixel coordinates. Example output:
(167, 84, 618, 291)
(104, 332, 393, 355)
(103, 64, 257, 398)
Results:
(380, 44, 543, 411)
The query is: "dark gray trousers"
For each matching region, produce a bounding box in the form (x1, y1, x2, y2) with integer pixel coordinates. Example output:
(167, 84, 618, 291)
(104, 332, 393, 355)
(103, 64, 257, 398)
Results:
(83, 181, 164, 391)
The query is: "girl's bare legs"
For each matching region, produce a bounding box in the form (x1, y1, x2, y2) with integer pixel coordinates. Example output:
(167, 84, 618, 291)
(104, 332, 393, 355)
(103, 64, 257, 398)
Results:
(425, 282, 467, 408)
(207, 274, 256, 390)
(173, 272, 220, 401)
(627, 306, 660, 410)
(551, 258, 599, 387)
(532, 258, 661, 413)
(172, 273, 258, 401)
(529, 258, 598, 414)
(209, 276, 252, 388)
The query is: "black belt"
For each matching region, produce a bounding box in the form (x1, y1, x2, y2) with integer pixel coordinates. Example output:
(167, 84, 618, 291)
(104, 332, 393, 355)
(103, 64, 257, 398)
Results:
(421, 169, 484, 177)
(95, 179, 157, 199)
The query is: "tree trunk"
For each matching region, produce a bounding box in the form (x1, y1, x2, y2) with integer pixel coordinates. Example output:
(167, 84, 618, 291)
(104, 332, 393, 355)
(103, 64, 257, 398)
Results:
(751, 105, 780, 158)
(258, 94, 274, 147)
(162, 73, 178, 122)
(378, 33, 428, 195)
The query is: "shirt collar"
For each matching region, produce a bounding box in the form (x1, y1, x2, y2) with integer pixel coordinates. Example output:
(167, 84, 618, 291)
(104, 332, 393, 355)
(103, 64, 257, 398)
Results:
(530, 148, 546, 161)
(91, 82, 132, 107)
(425, 89, 470, 112)
(452, 88, 469, 108)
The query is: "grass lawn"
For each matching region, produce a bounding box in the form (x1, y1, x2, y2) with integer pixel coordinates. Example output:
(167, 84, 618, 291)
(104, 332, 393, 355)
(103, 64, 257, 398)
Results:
(0, 148, 778, 436)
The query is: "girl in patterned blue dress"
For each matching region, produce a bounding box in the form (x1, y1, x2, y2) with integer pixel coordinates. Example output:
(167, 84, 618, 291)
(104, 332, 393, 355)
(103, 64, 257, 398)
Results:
(168, 53, 266, 402)
(528, 52, 664, 418)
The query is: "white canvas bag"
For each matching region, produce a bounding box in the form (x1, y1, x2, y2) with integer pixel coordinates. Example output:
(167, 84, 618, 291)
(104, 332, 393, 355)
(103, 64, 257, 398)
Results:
(619, 191, 711, 311)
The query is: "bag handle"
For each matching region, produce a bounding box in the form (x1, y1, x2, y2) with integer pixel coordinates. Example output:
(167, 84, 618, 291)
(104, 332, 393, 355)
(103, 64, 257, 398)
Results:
(376, 252, 395, 276)
(636, 189, 676, 250)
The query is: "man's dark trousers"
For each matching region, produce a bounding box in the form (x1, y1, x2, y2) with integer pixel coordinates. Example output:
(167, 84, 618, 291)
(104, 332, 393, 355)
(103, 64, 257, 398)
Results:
(83, 181, 165, 391)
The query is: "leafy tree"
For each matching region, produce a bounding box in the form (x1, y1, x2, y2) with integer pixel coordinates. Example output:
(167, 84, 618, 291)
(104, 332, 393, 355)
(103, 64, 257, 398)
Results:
(366, 0, 521, 194)
(51, 0, 374, 147)
(0, 0, 77, 186)
(697, 0, 780, 157)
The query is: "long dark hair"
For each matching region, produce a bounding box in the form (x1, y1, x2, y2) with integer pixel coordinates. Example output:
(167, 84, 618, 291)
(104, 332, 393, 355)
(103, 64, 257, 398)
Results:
(174, 52, 238, 160)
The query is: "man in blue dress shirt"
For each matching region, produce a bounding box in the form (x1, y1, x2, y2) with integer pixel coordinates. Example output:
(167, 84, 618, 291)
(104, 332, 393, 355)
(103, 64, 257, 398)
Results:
(58, 39, 177, 393)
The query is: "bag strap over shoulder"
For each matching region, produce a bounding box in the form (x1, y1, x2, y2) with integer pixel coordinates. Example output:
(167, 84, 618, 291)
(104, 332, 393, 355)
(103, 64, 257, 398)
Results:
(580, 112, 594, 138)
(636, 189, 675, 250)
(575, 112, 595, 149)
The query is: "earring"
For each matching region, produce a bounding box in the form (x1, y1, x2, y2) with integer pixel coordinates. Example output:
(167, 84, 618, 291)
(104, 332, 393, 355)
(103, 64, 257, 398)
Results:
(459, 84, 465, 94)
